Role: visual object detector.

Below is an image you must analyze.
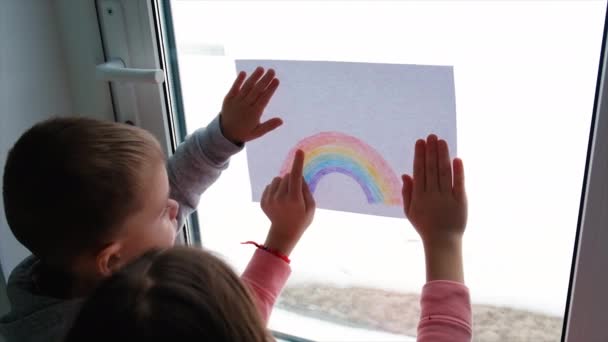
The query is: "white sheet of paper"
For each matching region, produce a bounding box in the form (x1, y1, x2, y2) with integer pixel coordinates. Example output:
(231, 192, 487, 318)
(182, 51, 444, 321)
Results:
(237, 60, 457, 218)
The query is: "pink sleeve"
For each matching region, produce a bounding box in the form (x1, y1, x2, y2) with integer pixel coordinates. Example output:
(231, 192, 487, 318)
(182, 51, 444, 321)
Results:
(240, 249, 291, 323)
(417, 280, 473, 342)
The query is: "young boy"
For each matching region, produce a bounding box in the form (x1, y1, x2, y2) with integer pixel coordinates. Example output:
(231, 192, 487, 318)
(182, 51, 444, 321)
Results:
(0, 67, 285, 342)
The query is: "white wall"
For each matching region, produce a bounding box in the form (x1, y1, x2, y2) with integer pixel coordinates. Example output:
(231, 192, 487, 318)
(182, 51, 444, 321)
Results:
(0, 0, 113, 291)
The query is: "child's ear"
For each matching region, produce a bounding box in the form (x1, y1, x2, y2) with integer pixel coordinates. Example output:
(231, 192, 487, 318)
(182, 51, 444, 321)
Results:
(96, 242, 122, 277)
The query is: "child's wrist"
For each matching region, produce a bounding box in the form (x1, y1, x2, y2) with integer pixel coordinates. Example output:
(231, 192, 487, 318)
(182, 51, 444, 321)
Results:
(265, 225, 299, 257)
(241, 241, 291, 264)
(422, 234, 463, 251)
(264, 236, 295, 257)
(423, 238, 464, 283)
(218, 114, 243, 146)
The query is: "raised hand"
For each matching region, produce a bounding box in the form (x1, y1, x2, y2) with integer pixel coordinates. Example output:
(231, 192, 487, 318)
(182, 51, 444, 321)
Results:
(401, 134, 467, 282)
(261, 150, 316, 256)
(220, 67, 283, 144)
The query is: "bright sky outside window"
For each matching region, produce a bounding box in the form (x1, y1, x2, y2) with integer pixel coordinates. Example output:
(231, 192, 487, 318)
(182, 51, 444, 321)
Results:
(168, 1, 606, 340)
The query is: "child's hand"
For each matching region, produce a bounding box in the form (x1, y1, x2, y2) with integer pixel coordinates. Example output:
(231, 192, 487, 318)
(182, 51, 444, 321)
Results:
(220, 67, 283, 145)
(401, 134, 467, 282)
(261, 150, 316, 256)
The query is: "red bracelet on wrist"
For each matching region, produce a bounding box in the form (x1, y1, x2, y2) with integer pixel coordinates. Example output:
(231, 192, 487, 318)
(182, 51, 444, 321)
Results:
(241, 241, 291, 264)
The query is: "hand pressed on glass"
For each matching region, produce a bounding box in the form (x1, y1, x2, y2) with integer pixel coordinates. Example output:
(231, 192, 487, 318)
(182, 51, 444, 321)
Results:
(220, 67, 283, 144)
(401, 134, 467, 283)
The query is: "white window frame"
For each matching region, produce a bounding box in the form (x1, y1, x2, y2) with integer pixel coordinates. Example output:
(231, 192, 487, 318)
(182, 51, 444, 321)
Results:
(95, 0, 177, 156)
(96, 1, 608, 340)
(94, 0, 193, 244)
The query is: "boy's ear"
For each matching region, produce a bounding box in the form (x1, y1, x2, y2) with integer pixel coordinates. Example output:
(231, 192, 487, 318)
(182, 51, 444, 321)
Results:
(96, 242, 122, 277)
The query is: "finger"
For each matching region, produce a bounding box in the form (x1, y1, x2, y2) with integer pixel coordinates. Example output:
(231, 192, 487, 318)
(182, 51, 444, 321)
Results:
(269, 176, 282, 196)
(425, 134, 439, 191)
(277, 173, 290, 198)
(437, 139, 453, 192)
(412, 139, 426, 194)
(302, 179, 316, 212)
(239, 67, 264, 98)
(225, 71, 246, 99)
(251, 118, 283, 140)
(401, 174, 413, 216)
(453, 158, 466, 200)
(289, 150, 305, 198)
(246, 69, 276, 104)
(254, 78, 280, 110)
(261, 184, 270, 207)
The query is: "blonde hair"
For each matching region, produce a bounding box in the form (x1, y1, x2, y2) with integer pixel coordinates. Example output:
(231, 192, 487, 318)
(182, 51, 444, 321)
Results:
(3, 117, 164, 266)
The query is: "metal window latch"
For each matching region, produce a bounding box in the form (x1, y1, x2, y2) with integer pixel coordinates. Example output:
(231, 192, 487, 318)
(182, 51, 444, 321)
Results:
(96, 58, 164, 84)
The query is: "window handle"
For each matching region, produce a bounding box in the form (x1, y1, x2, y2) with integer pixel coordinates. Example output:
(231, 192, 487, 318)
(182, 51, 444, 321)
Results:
(96, 58, 165, 84)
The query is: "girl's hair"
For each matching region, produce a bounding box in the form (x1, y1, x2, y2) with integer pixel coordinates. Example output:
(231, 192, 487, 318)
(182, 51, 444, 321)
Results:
(64, 246, 270, 342)
(2, 117, 164, 267)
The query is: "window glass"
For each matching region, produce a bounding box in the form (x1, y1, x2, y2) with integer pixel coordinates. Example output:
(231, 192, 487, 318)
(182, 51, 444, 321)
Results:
(169, 1, 606, 340)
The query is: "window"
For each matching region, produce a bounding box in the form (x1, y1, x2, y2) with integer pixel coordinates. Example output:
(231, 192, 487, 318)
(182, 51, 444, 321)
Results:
(97, 0, 608, 340)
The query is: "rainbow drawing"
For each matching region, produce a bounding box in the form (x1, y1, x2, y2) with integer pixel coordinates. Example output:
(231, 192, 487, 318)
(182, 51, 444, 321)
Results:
(280, 132, 402, 206)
